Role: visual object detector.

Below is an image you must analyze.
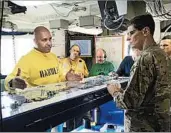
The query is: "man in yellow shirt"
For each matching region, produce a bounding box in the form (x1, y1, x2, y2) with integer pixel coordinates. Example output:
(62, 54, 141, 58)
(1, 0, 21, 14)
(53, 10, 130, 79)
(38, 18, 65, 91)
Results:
(5, 26, 81, 91)
(61, 44, 89, 81)
(61, 44, 89, 131)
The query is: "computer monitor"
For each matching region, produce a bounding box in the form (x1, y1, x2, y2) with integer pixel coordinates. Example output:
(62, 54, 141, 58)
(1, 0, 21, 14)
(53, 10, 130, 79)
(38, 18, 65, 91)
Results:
(70, 39, 92, 57)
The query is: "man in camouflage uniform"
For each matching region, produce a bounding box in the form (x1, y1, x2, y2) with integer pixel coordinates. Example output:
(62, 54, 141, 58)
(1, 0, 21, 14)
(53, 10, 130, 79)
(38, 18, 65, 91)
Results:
(160, 35, 171, 79)
(107, 14, 170, 132)
(160, 35, 171, 131)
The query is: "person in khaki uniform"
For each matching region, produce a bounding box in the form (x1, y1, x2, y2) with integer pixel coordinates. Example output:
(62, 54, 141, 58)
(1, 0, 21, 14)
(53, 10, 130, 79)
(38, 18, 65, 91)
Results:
(61, 44, 89, 81)
(107, 14, 170, 132)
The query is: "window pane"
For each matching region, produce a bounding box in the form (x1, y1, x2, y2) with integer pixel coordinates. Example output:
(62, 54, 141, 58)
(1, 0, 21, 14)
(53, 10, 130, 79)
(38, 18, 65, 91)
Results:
(1, 36, 15, 75)
(1, 35, 34, 75)
(15, 35, 34, 62)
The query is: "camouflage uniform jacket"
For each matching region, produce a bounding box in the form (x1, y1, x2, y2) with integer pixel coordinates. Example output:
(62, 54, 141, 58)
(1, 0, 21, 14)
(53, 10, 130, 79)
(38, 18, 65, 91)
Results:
(168, 56, 171, 131)
(115, 44, 170, 132)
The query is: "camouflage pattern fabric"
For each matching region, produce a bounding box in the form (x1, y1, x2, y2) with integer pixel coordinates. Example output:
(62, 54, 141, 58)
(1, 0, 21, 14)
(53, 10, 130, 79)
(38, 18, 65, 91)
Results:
(168, 56, 171, 132)
(115, 44, 170, 132)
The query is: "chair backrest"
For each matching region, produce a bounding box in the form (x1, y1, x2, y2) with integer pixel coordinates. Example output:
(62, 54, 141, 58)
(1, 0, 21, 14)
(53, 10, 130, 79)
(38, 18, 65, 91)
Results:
(99, 101, 124, 125)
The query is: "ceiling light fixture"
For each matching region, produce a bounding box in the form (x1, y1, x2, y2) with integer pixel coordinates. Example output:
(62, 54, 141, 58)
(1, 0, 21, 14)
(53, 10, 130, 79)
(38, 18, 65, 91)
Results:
(10, 1, 59, 6)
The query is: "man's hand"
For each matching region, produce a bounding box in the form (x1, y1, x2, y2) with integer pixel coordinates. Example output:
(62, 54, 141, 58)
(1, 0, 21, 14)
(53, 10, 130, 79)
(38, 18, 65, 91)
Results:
(108, 71, 119, 79)
(10, 68, 27, 89)
(66, 69, 83, 81)
(107, 82, 121, 96)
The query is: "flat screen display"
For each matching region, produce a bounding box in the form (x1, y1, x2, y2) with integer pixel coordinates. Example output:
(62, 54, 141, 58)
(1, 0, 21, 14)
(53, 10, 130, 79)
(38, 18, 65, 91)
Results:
(70, 40, 92, 56)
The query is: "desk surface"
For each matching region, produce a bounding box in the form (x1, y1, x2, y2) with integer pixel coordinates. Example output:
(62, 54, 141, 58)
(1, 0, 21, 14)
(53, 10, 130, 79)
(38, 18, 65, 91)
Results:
(1, 76, 129, 132)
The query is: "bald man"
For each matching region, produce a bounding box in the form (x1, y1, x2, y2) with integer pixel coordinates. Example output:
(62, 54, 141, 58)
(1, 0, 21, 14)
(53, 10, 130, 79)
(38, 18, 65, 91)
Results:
(5, 26, 64, 91)
(89, 48, 114, 76)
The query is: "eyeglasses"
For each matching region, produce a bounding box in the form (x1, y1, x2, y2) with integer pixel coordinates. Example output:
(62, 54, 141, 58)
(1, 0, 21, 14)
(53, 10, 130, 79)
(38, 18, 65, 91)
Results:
(96, 56, 104, 59)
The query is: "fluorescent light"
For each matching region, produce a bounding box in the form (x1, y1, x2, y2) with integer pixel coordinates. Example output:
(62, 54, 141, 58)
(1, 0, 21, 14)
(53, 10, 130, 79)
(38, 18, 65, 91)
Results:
(11, 1, 55, 6)
(2, 28, 17, 32)
(68, 26, 103, 35)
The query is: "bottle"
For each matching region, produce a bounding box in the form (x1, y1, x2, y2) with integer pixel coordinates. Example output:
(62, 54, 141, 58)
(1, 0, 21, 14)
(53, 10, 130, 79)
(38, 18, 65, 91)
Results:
(93, 107, 100, 125)
(82, 118, 91, 129)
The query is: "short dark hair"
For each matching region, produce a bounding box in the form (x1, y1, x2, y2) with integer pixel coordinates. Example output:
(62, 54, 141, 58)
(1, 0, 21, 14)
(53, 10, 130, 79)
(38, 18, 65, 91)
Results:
(162, 35, 171, 40)
(130, 14, 155, 36)
(102, 49, 107, 58)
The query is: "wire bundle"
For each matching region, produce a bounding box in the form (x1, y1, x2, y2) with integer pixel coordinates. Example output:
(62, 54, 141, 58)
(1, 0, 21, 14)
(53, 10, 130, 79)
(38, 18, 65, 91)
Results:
(103, 0, 125, 31)
(145, 0, 171, 19)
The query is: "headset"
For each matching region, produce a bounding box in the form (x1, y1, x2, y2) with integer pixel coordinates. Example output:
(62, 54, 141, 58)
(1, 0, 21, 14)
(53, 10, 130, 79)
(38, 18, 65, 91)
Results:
(102, 49, 107, 58)
(70, 44, 81, 56)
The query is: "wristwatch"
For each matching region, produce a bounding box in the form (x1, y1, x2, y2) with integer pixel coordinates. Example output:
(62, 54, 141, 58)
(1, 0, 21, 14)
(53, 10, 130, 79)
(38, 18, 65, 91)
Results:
(8, 79, 15, 90)
(112, 88, 123, 97)
(112, 91, 119, 97)
(112, 91, 120, 102)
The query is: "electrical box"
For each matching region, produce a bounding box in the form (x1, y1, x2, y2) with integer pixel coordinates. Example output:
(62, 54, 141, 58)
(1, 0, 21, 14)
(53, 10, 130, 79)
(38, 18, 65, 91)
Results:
(79, 15, 101, 28)
(49, 19, 69, 29)
(115, 0, 127, 16)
